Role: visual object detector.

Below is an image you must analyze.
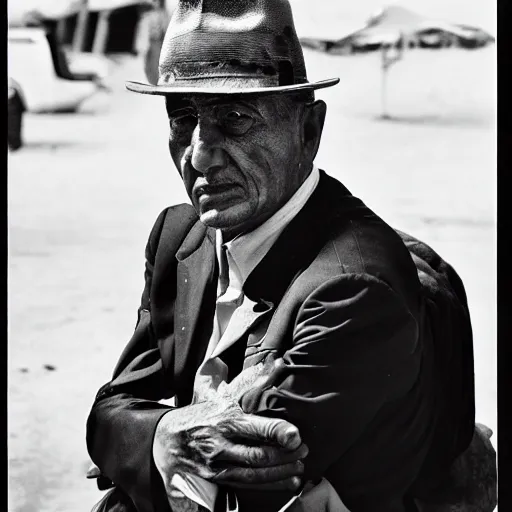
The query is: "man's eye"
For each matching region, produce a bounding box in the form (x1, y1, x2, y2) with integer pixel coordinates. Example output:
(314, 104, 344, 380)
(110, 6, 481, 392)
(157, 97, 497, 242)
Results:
(169, 114, 197, 132)
(225, 111, 243, 121)
(221, 110, 254, 135)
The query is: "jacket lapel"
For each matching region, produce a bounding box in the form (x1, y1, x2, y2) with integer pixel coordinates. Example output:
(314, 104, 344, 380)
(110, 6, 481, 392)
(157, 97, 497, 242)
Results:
(171, 223, 218, 391)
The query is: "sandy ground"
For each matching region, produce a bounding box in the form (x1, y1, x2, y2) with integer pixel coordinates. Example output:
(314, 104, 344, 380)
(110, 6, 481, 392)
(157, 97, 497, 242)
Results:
(8, 45, 496, 512)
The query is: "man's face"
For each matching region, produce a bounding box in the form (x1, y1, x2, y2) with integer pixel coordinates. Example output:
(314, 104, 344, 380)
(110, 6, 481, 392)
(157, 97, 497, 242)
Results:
(166, 95, 308, 239)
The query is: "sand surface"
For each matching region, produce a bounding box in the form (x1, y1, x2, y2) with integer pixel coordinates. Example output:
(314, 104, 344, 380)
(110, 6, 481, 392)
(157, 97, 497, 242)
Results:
(8, 41, 496, 512)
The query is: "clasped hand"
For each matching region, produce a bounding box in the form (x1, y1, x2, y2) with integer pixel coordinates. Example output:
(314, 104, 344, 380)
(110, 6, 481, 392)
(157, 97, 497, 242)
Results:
(153, 358, 308, 494)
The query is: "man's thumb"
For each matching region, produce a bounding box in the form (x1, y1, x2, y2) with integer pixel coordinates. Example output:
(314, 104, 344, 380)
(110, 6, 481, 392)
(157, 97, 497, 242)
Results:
(248, 415, 303, 451)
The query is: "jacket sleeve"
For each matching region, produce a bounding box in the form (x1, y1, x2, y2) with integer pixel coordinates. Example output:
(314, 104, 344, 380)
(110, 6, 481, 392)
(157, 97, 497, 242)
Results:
(239, 273, 423, 510)
(86, 208, 175, 512)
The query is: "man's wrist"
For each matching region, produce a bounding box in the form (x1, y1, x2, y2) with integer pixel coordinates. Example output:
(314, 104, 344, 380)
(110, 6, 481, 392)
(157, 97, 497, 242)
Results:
(153, 408, 182, 483)
(153, 408, 222, 512)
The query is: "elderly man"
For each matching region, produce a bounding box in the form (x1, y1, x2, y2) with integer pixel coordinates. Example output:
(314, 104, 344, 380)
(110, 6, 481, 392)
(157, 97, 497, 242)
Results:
(87, 1, 492, 512)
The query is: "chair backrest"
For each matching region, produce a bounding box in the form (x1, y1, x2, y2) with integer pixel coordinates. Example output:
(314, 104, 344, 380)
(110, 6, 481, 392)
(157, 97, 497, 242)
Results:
(396, 230, 476, 476)
(415, 424, 497, 512)
(44, 30, 74, 80)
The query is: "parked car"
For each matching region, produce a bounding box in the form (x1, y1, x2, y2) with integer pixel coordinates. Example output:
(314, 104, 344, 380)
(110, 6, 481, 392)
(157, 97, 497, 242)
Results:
(8, 78, 25, 151)
(8, 26, 109, 113)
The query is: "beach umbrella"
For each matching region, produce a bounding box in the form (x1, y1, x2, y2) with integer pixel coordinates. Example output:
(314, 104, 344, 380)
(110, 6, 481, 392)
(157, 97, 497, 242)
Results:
(344, 5, 490, 118)
(301, 4, 494, 118)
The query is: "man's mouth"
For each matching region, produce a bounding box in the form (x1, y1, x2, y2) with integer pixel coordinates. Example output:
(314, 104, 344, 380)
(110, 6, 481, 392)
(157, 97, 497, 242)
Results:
(195, 183, 242, 206)
(196, 184, 234, 196)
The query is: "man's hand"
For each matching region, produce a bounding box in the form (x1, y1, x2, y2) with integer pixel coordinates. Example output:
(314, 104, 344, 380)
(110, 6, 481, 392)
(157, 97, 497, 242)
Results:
(153, 393, 308, 493)
(216, 356, 287, 404)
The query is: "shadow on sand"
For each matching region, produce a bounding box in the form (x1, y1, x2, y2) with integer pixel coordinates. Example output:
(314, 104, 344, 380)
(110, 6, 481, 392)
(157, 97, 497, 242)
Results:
(33, 106, 110, 116)
(375, 113, 493, 128)
(15, 141, 85, 151)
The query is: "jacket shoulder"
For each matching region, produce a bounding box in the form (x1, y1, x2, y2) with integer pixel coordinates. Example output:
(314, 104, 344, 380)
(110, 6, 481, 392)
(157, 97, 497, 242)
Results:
(146, 203, 197, 256)
(304, 200, 421, 311)
(311, 172, 419, 291)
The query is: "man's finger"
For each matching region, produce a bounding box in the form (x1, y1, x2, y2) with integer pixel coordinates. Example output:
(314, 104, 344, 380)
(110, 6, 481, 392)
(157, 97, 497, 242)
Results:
(213, 460, 304, 485)
(222, 415, 303, 451)
(215, 442, 309, 468)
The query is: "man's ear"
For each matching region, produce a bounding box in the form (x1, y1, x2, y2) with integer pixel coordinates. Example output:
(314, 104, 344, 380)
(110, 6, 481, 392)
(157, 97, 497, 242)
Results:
(302, 100, 327, 162)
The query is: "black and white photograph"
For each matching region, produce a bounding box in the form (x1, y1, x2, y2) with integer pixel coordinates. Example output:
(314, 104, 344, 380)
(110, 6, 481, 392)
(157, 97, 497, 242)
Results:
(7, 0, 498, 511)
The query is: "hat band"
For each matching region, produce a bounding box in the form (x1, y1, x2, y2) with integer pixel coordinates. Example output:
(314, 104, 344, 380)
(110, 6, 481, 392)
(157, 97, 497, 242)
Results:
(158, 60, 283, 87)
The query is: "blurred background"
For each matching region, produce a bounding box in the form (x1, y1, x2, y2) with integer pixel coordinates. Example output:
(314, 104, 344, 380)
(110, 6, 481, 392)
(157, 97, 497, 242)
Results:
(8, 0, 496, 511)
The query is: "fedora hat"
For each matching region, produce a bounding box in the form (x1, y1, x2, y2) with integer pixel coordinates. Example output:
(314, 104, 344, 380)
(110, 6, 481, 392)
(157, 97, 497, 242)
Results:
(126, 0, 339, 96)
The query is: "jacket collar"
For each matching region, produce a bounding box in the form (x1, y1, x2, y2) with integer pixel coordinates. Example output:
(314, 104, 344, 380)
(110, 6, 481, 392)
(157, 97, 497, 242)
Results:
(243, 170, 356, 304)
(176, 220, 216, 262)
(223, 165, 320, 285)
(171, 223, 217, 395)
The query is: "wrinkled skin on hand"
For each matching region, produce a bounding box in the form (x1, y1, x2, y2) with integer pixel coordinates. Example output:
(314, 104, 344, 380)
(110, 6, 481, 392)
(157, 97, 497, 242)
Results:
(195, 354, 284, 405)
(153, 357, 308, 510)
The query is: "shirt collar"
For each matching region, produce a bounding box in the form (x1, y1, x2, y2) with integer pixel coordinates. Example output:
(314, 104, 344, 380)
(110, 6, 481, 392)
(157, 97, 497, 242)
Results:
(215, 164, 320, 287)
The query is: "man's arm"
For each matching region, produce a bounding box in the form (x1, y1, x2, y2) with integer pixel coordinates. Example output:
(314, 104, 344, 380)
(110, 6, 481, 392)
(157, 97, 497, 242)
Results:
(237, 273, 425, 510)
(86, 208, 309, 512)
(87, 207, 177, 512)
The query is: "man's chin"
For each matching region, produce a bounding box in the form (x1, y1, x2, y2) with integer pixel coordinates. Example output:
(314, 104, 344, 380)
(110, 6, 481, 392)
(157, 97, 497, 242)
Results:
(198, 207, 253, 235)
(199, 209, 236, 229)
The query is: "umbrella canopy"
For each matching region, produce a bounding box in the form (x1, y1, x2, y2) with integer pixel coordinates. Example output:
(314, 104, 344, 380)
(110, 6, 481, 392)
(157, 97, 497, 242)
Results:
(301, 4, 494, 52)
(337, 5, 494, 48)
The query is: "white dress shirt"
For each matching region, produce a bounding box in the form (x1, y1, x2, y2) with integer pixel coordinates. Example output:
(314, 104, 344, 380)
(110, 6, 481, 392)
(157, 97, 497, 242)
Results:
(168, 166, 321, 511)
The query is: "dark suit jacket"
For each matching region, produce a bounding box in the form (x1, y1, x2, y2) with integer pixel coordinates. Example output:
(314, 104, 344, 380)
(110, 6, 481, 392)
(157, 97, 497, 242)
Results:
(86, 171, 474, 512)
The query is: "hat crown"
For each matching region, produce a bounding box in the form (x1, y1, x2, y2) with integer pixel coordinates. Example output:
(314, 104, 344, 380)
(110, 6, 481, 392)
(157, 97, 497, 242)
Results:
(158, 0, 308, 88)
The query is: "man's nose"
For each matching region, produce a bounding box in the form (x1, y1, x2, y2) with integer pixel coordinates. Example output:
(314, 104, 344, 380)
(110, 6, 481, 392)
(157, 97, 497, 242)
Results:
(190, 122, 227, 174)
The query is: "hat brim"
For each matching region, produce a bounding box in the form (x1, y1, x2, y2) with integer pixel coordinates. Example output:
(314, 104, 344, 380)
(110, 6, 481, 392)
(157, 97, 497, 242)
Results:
(125, 77, 340, 96)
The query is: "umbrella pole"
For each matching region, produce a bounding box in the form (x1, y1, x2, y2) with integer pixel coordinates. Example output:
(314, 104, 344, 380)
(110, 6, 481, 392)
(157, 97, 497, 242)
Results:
(380, 34, 405, 119)
(381, 47, 390, 119)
